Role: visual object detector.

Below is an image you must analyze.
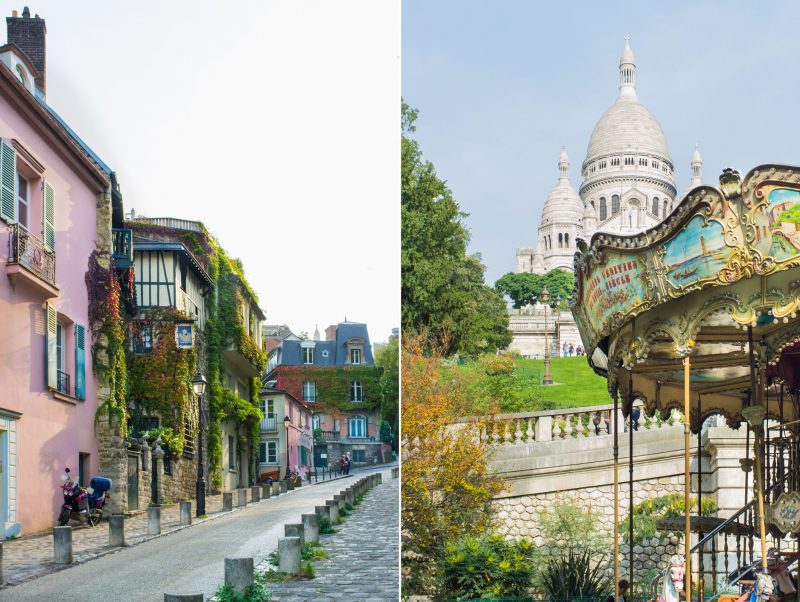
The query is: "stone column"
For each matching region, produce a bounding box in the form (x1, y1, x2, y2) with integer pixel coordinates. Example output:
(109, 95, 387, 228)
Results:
(152, 445, 165, 507)
(98, 422, 128, 515)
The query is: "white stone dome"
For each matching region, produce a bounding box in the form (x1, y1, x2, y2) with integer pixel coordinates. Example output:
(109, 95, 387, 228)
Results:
(541, 148, 583, 224)
(586, 97, 670, 160)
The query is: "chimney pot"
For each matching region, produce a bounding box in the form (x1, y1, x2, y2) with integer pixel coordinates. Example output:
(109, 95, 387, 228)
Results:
(22, 7, 29, 18)
(11, 10, 17, 17)
(7, 8, 46, 94)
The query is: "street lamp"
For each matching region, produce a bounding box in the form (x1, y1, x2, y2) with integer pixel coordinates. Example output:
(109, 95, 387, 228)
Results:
(541, 287, 553, 385)
(191, 372, 208, 517)
(283, 415, 291, 480)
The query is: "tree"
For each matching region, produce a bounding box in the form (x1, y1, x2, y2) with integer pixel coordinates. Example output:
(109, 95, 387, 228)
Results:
(376, 337, 399, 449)
(402, 102, 511, 356)
(495, 268, 575, 310)
(401, 338, 506, 596)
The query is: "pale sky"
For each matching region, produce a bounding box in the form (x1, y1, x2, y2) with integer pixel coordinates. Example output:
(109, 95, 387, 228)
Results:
(402, 1, 800, 287)
(13, 1, 399, 344)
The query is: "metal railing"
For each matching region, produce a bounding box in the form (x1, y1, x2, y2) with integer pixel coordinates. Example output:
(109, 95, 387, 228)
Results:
(260, 416, 277, 432)
(56, 370, 70, 395)
(7, 223, 56, 287)
(319, 430, 340, 441)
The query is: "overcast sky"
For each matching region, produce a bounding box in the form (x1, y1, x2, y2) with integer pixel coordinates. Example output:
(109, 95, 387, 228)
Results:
(15, 0, 399, 343)
(402, 0, 800, 287)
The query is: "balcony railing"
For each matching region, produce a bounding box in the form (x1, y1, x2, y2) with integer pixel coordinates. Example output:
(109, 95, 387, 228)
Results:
(260, 415, 278, 432)
(111, 228, 133, 268)
(319, 430, 340, 442)
(7, 223, 56, 287)
(56, 370, 70, 396)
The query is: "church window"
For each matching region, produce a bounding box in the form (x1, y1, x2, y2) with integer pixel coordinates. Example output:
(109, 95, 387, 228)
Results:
(599, 197, 607, 221)
(599, 160, 606, 169)
(624, 157, 634, 166)
(565, 233, 569, 247)
(611, 158, 620, 167)
(612, 195, 620, 215)
(558, 233, 563, 248)
(639, 157, 647, 166)
(663, 199, 669, 215)
(652, 197, 659, 217)
(653, 160, 660, 169)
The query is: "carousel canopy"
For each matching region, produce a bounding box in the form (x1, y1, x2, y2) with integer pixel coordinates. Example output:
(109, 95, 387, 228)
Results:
(571, 165, 800, 431)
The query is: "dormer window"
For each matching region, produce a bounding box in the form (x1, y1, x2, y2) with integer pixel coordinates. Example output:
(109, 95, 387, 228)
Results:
(302, 347, 314, 364)
(15, 65, 25, 86)
(345, 337, 365, 365)
(350, 348, 361, 365)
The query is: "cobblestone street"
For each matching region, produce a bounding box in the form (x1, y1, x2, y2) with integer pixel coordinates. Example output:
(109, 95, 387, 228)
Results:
(264, 473, 399, 602)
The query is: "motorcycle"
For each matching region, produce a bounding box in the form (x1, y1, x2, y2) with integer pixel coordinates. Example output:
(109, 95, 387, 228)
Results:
(57, 468, 111, 527)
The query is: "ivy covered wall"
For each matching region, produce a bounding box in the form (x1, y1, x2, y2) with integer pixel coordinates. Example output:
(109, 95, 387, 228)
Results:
(273, 365, 383, 416)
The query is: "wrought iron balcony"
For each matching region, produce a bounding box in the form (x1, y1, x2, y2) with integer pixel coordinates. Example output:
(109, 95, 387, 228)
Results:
(112, 228, 133, 268)
(260, 415, 278, 432)
(56, 370, 70, 396)
(7, 223, 57, 290)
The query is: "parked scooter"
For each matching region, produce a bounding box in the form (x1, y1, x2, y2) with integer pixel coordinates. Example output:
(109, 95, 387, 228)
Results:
(57, 468, 111, 527)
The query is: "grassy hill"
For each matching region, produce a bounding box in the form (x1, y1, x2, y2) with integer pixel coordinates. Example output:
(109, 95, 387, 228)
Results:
(513, 357, 610, 409)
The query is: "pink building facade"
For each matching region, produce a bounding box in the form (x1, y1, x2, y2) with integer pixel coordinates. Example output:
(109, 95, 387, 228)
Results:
(0, 12, 117, 535)
(258, 388, 313, 481)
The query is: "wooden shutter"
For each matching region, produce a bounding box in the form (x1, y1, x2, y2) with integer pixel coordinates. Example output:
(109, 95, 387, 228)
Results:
(45, 303, 57, 389)
(0, 139, 16, 223)
(43, 180, 55, 251)
(75, 324, 86, 400)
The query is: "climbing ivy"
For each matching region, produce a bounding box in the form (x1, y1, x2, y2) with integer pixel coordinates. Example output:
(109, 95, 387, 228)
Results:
(86, 252, 128, 435)
(276, 365, 383, 414)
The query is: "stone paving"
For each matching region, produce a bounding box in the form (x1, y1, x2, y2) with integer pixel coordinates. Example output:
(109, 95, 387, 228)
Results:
(264, 473, 399, 602)
(1, 493, 225, 585)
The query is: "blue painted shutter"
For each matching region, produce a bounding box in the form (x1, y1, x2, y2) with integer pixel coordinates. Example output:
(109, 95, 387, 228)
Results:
(45, 303, 57, 388)
(43, 180, 55, 251)
(75, 324, 86, 400)
(0, 140, 16, 223)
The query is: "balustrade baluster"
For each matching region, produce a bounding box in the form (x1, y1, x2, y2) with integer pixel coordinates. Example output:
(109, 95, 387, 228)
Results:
(552, 417, 562, 440)
(503, 420, 512, 443)
(514, 420, 522, 442)
(710, 535, 717, 596)
(525, 418, 534, 442)
(598, 413, 608, 435)
(723, 534, 729, 588)
(575, 413, 585, 438)
(563, 415, 573, 438)
(636, 407, 645, 430)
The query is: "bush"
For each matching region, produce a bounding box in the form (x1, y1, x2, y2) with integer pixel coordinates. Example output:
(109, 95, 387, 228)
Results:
(437, 533, 537, 601)
(539, 548, 611, 599)
(318, 516, 336, 534)
(215, 571, 272, 601)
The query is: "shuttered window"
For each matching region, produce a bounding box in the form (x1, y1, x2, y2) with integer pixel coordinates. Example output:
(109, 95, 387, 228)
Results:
(0, 139, 16, 223)
(43, 180, 55, 251)
(45, 303, 57, 389)
(75, 324, 86, 400)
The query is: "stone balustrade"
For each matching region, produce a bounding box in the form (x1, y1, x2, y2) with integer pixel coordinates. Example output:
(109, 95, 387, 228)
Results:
(474, 401, 683, 446)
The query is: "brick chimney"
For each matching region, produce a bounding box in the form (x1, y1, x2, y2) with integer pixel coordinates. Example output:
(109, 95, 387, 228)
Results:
(325, 325, 338, 341)
(7, 7, 46, 94)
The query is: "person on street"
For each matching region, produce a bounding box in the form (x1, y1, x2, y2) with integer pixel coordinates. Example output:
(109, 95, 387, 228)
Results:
(606, 579, 630, 602)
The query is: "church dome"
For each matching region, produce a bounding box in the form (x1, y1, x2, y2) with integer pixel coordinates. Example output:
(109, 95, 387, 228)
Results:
(541, 148, 583, 224)
(585, 40, 670, 162)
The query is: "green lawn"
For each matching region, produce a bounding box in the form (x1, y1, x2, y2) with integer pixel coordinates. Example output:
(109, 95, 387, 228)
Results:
(514, 357, 611, 409)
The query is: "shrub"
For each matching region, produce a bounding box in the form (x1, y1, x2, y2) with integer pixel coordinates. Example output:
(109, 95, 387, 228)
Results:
(318, 516, 336, 534)
(539, 548, 611, 600)
(215, 571, 272, 602)
(437, 533, 537, 601)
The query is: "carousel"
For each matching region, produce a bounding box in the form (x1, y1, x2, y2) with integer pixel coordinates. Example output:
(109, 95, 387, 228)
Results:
(571, 165, 800, 601)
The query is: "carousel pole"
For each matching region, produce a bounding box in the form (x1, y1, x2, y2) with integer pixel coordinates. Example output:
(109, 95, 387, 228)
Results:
(629, 371, 634, 590)
(755, 343, 768, 571)
(614, 389, 620, 602)
(684, 355, 692, 602)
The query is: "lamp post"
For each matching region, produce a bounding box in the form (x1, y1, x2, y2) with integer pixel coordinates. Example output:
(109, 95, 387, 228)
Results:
(191, 371, 208, 518)
(541, 286, 553, 384)
(283, 415, 291, 480)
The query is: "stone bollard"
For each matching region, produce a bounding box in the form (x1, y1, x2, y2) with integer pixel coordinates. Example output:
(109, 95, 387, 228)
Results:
(345, 488, 355, 507)
(271, 482, 281, 497)
(164, 594, 204, 602)
(392, 466, 399, 478)
(280, 480, 288, 494)
(315, 505, 330, 522)
(285, 523, 305, 548)
(326, 499, 339, 523)
(262, 484, 270, 499)
(53, 526, 73, 564)
(224, 557, 254, 595)
(251, 486, 260, 503)
(237, 488, 247, 507)
(302, 513, 319, 543)
(180, 501, 192, 525)
(109, 514, 126, 547)
(286, 478, 294, 491)
(148, 506, 162, 536)
(222, 492, 233, 512)
(377, 472, 383, 484)
(278, 537, 301, 575)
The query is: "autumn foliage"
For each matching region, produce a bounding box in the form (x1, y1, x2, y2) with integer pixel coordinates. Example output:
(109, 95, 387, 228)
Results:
(401, 338, 506, 596)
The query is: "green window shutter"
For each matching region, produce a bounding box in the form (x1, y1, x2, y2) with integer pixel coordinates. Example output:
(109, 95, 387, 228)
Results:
(43, 180, 55, 251)
(45, 303, 57, 389)
(0, 139, 16, 223)
(75, 324, 86, 400)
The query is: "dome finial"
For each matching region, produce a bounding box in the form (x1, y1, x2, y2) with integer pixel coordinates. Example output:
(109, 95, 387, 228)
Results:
(690, 143, 703, 187)
(619, 36, 636, 98)
(558, 147, 569, 181)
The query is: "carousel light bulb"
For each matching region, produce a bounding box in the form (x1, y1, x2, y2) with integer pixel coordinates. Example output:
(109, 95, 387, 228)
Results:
(774, 319, 779, 324)
(784, 317, 789, 323)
